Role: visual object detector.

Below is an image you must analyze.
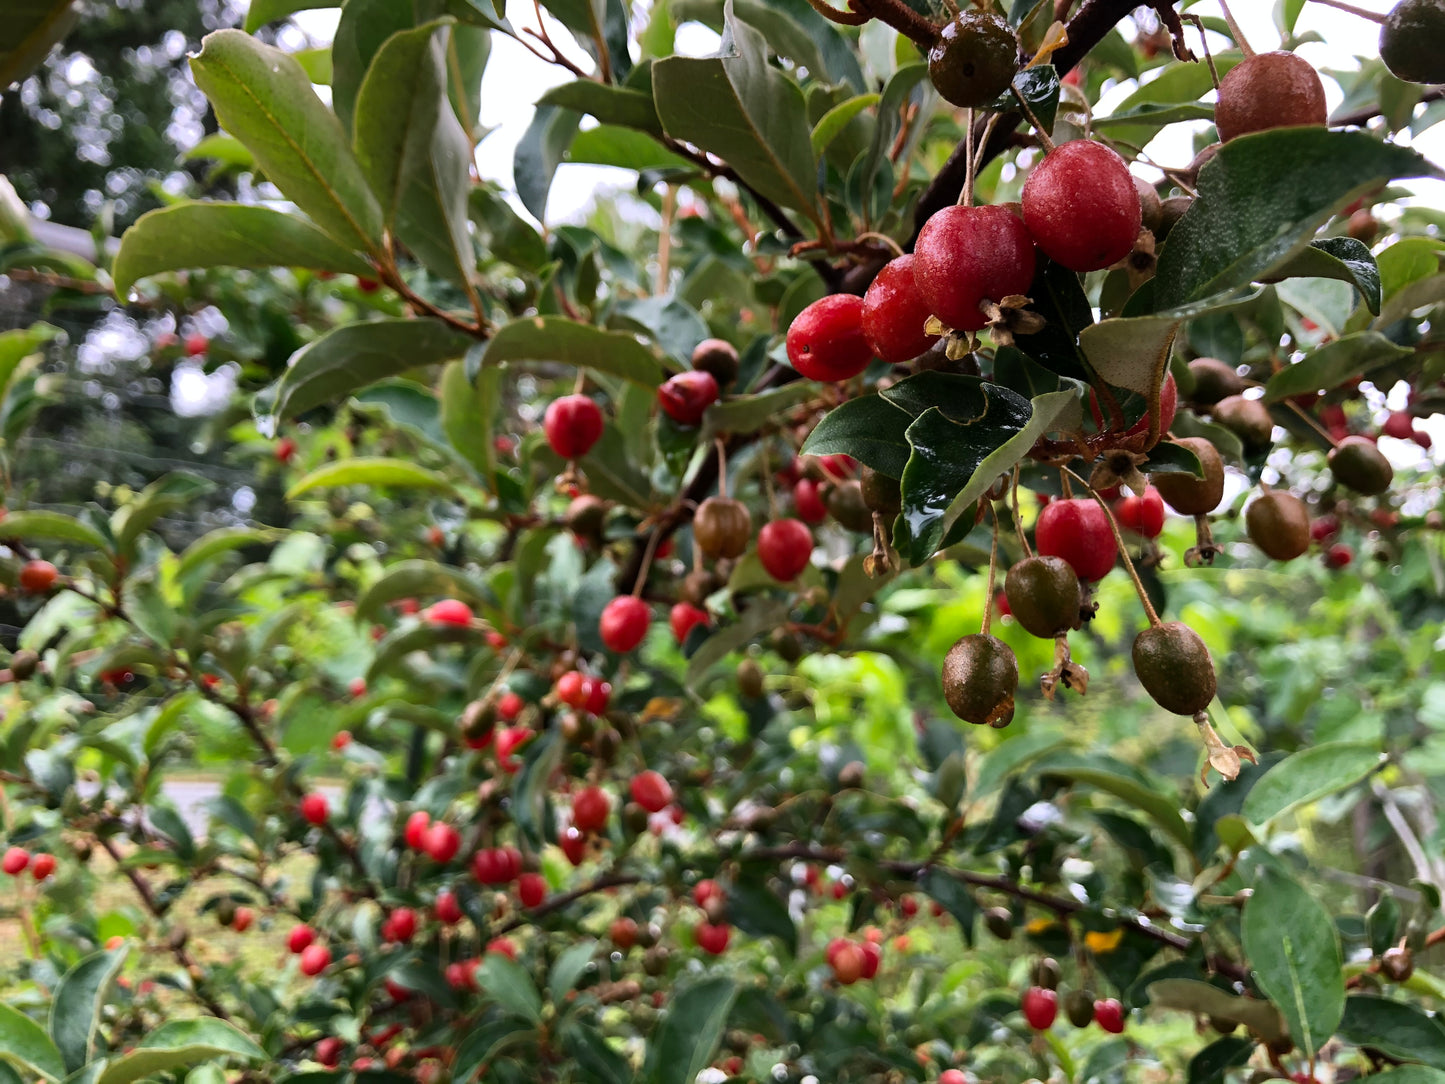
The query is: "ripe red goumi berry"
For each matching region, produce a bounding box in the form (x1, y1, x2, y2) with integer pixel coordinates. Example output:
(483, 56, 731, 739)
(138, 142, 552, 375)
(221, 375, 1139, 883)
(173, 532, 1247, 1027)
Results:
(669, 601, 709, 644)
(422, 822, 461, 863)
(495, 726, 532, 771)
(315, 1037, 343, 1068)
(275, 437, 297, 464)
(630, 770, 674, 813)
(600, 595, 651, 653)
(299, 943, 331, 976)
(3, 847, 29, 875)
(758, 518, 813, 581)
(404, 810, 430, 850)
(657, 370, 719, 426)
(18, 560, 58, 594)
(560, 826, 587, 866)
(184, 333, 209, 357)
(288, 924, 316, 954)
(30, 853, 55, 881)
(384, 907, 418, 943)
(556, 670, 591, 710)
(487, 936, 518, 961)
(232, 906, 254, 932)
(517, 871, 547, 908)
(1036, 498, 1117, 583)
(861, 255, 941, 363)
(914, 204, 1036, 331)
(1383, 411, 1415, 440)
(1022, 986, 1059, 1030)
(787, 295, 874, 382)
(299, 793, 328, 826)
(1325, 542, 1354, 569)
(1023, 140, 1142, 272)
(1094, 998, 1126, 1034)
(473, 846, 522, 885)
(828, 938, 866, 984)
(436, 890, 463, 924)
(543, 394, 605, 459)
(859, 939, 881, 979)
(610, 916, 639, 950)
(583, 680, 610, 716)
(940, 1072, 967, 1084)
(695, 920, 731, 955)
(1116, 486, 1166, 539)
(573, 785, 611, 833)
(424, 598, 473, 626)
(497, 691, 523, 721)
(694, 879, 725, 908)
(793, 478, 827, 524)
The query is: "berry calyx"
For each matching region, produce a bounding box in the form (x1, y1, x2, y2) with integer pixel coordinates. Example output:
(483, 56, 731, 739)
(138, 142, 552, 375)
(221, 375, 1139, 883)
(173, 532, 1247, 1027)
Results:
(693, 496, 753, 560)
(299, 943, 332, 976)
(941, 634, 1018, 728)
(543, 395, 605, 459)
(422, 822, 461, 864)
(517, 871, 547, 908)
(573, 785, 611, 833)
(1022, 986, 1059, 1030)
(299, 793, 329, 826)
(657, 370, 719, 426)
(18, 560, 57, 594)
(1214, 51, 1326, 142)
(1329, 435, 1394, 495)
(695, 920, 731, 955)
(757, 518, 813, 582)
(1023, 140, 1142, 272)
(1152, 437, 1225, 516)
(600, 595, 651, 653)
(787, 294, 874, 382)
(1132, 621, 1217, 716)
(2, 846, 29, 875)
(1246, 490, 1311, 561)
(927, 10, 1019, 107)
(669, 601, 709, 644)
(1035, 498, 1118, 583)
(861, 255, 941, 364)
(287, 925, 316, 954)
(914, 204, 1035, 332)
(630, 770, 673, 813)
(424, 598, 473, 626)
(1003, 556, 1082, 639)
(1116, 486, 1166, 539)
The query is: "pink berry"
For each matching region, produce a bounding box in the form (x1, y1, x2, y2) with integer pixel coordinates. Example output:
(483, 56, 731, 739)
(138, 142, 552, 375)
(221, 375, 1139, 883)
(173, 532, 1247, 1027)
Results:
(1022, 986, 1058, 1030)
(573, 786, 611, 833)
(425, 599, 473, 626)
(757, 519, 813, 581)
(299, 793, 329, 826)
(1036, 498, 1117, 583)
(299, 943, 331, 976)
(630, 770, 673, 813)
(669, 602, 709, 644)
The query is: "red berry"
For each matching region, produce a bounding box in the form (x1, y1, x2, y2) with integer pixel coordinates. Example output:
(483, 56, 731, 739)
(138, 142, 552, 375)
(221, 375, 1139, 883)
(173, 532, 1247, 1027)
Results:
(657, 370, 719, 426)
(573, 786, 611, 833)
(817, 454, 857, 481)
(275, 437, 297, 464)
(184, 333, 209, 357)
(29, 853, 54, 881)
(299, 793, 329, 826)
(859, 940, 882, 979)
(1383, 411, 1415, 440)
(1022, 986, 1058, 1030)
(1036, 498, 1117, 583)
(899, 894, 919, 918)
(486, 630, 508, 651)
(599, 596, 651, 653)
(695, 920, 731, 955)
(1115, 486, 1166, 539)
(560, 826, 588, 866)
(793, 478, 827, 524)
(232, 907, 255, 933)
(693, 879, 724, 907)
(786, 295, 874, 382)
(425, 598, 473, 626)
(1023, 140, 1142, 271)
(995, 589, 1012, 618)
(422, 822, 461, 864)
(18, 560, 57, 594)
(426, 525, 445, 548)
(356, 276, 380, 293)
(315, 1037, 343, 1068)
(332, 730, 352, 751)
(630, 770, 674, 813)
(1416, 430, 1433, 450)
(497, 691, 524, 721)
(487, 936, 518, 961)
(583, 680, 611, 716)
(446, 960, 478, 991)
(669, 602, 709, 644)
(517, 872, 547, 908)
(941, 1072, 967, 1084)
(1325, 542, 1354, 569)
(610, 916, 639, 950)
(829, 939, 865, 984)
(299, 944, 331, 976)
(757, 519, 813, 582)
(862, 255, 941, 364)
(556, 671, 591, 710)
(543, 395, 605, 459)
(384, 907, 418, 943)
(436, 890, 463, 924)
(1094, 997, 1126, 1034)
(495, 726, 531, 771)
(1311, 515, 1339, 542)
(404, 810, 430, 850)
(914, 204, 1036, 332)
(287, 925, 316, 953)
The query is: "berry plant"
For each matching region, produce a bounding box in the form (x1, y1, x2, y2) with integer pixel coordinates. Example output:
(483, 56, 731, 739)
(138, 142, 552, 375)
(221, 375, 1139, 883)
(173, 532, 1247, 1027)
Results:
(1, 0, 1444, 1082)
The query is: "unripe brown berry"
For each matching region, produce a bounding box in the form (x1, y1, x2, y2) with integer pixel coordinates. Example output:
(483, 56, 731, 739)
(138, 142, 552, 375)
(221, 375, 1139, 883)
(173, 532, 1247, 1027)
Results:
(9, 650, 38, 680)
(1151, 437, 1225, 516)
(564, 495, 610, 541)
(1003, 556, 1081, 639)
(1032, 957, 1062, 990)
(860, 467, 902, 518)
(837, 761, 866, 790)
(927, 11, 1019, 108)
(825, 480, 873, 533)
(1329, 435, 1394, 496)
(693, 497, 752, 559)
(1246, 491, 1311, 561)
(941, 634, 1018, 728)
(692, 338, 740, 389)
(983, 907, 1013, 940)
(1064, 988, 1095, 1029)
(1132, 621, 1217, 716)
(1135, 176, 1163, 234)
(737, 658, 765, 699)
(1382, 945, 1415, 983)
(1186, 358, 1245, 405)
(1213, 395, 1274, 453)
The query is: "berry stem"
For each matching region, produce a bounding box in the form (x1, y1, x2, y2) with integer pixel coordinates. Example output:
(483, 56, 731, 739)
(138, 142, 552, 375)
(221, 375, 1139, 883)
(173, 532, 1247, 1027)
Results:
(982, 508, 1000, 635)
(656, 184, 675, 296)
(1010, 466, 1034, 557)
(1306, 0, 1387, 22)
(631, 527, 663, 599)
(1178, 13, 1221, 91)
(1282, 397, 1341, 449)
(801, 0, 870, 25)
(1215, 0, 1253, 57)
(715, 438, 729, 496)
(854, 231, 906, 258)
(1061, 465, 1161, 628)
(961, 108, 977, 207)
(1010, 86, 1055, 153)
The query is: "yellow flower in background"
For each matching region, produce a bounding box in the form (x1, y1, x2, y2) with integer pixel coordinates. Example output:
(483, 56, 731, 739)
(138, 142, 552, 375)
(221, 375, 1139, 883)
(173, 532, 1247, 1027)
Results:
(1085, 928, 1125, 954)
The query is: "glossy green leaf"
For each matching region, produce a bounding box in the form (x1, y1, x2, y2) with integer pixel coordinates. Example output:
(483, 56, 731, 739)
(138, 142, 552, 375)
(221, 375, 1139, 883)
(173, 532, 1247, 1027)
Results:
(1045, 764, 1192, 850)
(1268, 237, 1382, 314)
(112, 473, 215, 559)
(242, 0, 334, 32)
(0, 1001, 65, 1082)
(800, 394, 913, 479)
(567, 124, 691, 171)
(670, 0, 865, 92)
(686, 599, 789, 685)
(189, 30, 383, 254)
(1362, 1069, 1445, 1084)
(1378, 237, 1445, 298)
(353, 19, 475, 288)
(921, 868, 978, 945)
(1100, 55, 1239, 150)
(1241, 741, 1383, 825)
(1186, 1035, 1257, 1084)
(1155, 129, 1438, 309)
(641, 976, 738, 1084)
(704, 382, 815, 438)
(113, 203, 373, 296)
(478, 954, 543, 1024)
(367, 621, 485, 683)
(652, 1, 819, 226)
(1369, 892, 1402, 957)
(93, 1020, 265, 1084)
(0, 0, 80, 90)
(558, 1023, 631, 1084)
(469, 188, 548, 270)
(330, 0, 413, 132)
(538, 81, 662, 134)
(547, 939, 598, 1002)
(438, 359, 499, 481)
(286, 458, 460, 499)
(811, 93, 879, 155)
(480, 316, 664, 387)
(514, 104, 581, 223)
(271, 318, 472, 421)
(1337, 996, 1445, 1068)
(1377, 271, 1445, 328)
(354, 560, 489, 623)
(726, 876, 797, 955)
(0, 510, 110, 551)
(1261, 331, 1412, 403)
(608, 294, 709, 363)
(1093, 102, 1215, 132)
(1146, 979, 1287, 1045)
(0, 323, 59, 407)
(175, 527, 278, 581)
(1241, 866, 1344, 1059)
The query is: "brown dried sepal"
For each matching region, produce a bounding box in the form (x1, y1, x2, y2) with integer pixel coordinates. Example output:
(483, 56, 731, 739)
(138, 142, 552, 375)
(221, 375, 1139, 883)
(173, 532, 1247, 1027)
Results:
(1040, 633, 1089, 701)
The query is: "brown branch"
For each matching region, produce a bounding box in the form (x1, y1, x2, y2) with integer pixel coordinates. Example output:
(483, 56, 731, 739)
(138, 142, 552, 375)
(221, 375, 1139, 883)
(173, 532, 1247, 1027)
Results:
(853, 0, 941, 48)
(1333, 87, 1445, 129)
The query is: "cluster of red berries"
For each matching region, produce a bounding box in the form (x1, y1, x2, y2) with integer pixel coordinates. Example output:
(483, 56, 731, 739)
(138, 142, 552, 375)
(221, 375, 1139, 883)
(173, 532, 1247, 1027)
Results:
(2, 846, 55, 880)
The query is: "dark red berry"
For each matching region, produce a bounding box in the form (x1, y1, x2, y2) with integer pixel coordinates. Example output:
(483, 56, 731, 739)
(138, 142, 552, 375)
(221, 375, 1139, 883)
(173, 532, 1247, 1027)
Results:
(299, 944, 331, 976)
(436, 890, 463, 924)
(422, 822, 461, 863)
(1022, 986, 1058, 1030)
(1383, 411, 1415, 440)
(1325, 542, 1354, 569)
(517, 872, 546, 908)
(599, 596, 651, 653)
(1036, 498, 1117, 583)
(1115, 487, 1165, 539)
(695, 920, 731, 955)
(275, 437, 297, 463)
(658, 370, 719, 426)
(861, 255, 941, 363)
(786, 295, 874, 381)
(18, 560, 57, 594)
(1023, 140, 1142, 271)
(403, 810, 430, 850)
(287, 925, 316, 954)
(793, 478, 827, 524)
(757, 519, 813, 581)
(630, 770, 673, 813)
(543, 395, 604, 459)
(669, 601, 709, 644)
(299, 793, 329, 826)
(573, 786, 611, 833)
(315, 1037, 343, 1067)
(425, 598, 473, 626)
(1094, 998, 1126, 1034)
(914, 204, 1035, 332)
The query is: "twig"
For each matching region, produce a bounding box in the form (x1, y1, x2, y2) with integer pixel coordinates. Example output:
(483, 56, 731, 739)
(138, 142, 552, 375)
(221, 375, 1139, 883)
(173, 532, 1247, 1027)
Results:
(1307, 0, 1386, 20)
(1372, 780, 1444, 888)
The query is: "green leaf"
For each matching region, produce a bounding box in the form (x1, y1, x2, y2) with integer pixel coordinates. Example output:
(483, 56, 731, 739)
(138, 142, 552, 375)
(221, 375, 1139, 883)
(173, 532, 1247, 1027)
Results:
(1241, 741, 1383, 825)
(538, 81, 662, 135)
(189, 30, 383, 254)
(112, 473, 215, 559)
(112, 204, 374, 297)
(1100, 55, 1239, 150)
(355, 560, 488, 623)
(291, 46, 332, 84)
(1262, 330, 1413, 403)
(704, 382, 815, 439)
(330, 0, 414, 132)
(1186, 1035, 1259, 1084)
(367, 621, 485, 682)
(567, 125, 691, 171)
(609, 294, 709, 363)
(287, 458, 460, 499)
(558, 1023, 631, 1084)
(726, 876, 797, 955)
(1146, 979, 1288, 1045)
(0, 0, 80, 90)
(800, 394, 913, 479)
(242, 0, 335, 33)
(1378, 236, 1445, 298)
(811, 93, 879, 155)
(353, 19, 475, 288)
(652, 1, 819, 226)
(1045, 764, 1192, 851)
(1241, 866, 1345, 1059)
(477, 953, 543, 1024)
(1268, 236, 1382, 314)
(514, 104, 581, 223)
(469, 188, 548, 270)
(480, 316, 664, 387)
(1337, 996, 1445, 1068)
(51, 945, 127, 1070)
(93, 1020, 265, 1084)
(175, 527, 278, 581)
(1155, 129, 1439, 310)
(920, 868, 979, 945)
(0, 510, 111, 551)
(641, 976, 738, 1084)
(271, 317, 472, 421)
(1363, 1070, 1445, 1084)
(438, 359, 499, 481)
(0, 323, 59, 407)
(547, 939, 598, 1003)
(0, 1001, 66, 1082)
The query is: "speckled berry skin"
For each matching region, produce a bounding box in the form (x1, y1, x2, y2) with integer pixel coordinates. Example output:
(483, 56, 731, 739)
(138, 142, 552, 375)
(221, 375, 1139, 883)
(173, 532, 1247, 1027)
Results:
(786, 295, 874, 381)
(914, 205, 1035, 332)
(862, 255, 940, 363)
(1022, 140, 1141, 272)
